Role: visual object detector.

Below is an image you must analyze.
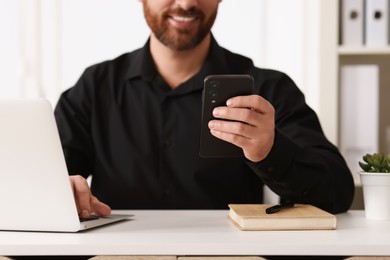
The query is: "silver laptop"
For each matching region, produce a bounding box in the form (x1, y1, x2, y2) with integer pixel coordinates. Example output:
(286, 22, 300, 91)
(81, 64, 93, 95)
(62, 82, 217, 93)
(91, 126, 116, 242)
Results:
(0, 98, 131, 232)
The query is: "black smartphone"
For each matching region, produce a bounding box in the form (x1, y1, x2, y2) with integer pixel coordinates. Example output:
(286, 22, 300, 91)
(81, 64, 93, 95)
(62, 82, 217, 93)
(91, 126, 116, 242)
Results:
(199, 74, 254, 158)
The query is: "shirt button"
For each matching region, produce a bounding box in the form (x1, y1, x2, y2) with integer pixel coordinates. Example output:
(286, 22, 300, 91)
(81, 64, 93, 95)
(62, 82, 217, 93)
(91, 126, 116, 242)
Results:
(163, 140, 171, 147)
(267, 166, 275, 173)
(163, 189, 171, 196)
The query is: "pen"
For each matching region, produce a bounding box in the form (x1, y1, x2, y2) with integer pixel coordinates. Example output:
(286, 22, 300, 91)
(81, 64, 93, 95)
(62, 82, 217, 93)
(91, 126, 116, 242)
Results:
(265, 202, 295, 214)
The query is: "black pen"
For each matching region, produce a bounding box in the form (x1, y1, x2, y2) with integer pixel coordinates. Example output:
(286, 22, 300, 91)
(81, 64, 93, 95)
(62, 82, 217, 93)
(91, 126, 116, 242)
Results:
(265, 202, 295, 214)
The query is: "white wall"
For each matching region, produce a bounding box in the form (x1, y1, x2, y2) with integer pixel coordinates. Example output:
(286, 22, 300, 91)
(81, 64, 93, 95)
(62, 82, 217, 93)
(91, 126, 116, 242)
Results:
(261, 0, 323, 115)
(0, 0, 22, 97)
(213, 0, 266, 67)
(260, 0, 339, 143)
(61, 0, 149, 93)
(263, 0, 305, 92)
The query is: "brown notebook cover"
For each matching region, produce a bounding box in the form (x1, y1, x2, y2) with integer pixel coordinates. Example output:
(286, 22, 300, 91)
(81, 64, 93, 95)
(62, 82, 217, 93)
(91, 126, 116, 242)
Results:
(228, 204, 337, 231)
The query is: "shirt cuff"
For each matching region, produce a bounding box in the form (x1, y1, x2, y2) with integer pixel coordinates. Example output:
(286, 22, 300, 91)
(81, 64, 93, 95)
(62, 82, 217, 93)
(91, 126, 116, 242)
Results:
(246, 129, 300, 183)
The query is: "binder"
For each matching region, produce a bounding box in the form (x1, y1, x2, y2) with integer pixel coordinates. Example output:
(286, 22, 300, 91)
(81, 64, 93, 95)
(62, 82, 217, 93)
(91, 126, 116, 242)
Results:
(341, 0, 364, 46)
(365, 0, 390, 46)
(340, 65, 379, 183)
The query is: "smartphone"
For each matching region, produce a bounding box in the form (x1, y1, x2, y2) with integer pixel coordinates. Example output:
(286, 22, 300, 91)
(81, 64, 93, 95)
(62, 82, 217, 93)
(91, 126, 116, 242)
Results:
(199, 74, 254, 158)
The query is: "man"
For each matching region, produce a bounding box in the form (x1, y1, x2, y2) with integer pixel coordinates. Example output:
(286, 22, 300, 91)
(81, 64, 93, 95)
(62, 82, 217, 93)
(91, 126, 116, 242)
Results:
(54, 0, 354, 219)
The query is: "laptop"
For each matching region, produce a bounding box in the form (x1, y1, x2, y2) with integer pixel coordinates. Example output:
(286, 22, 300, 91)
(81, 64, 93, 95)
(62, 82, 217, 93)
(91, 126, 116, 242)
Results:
(0, 98, 132, 232)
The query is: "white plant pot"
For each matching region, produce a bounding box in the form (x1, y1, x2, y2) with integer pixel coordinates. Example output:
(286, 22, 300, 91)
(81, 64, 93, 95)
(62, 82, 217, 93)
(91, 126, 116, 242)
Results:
(359, 172, 390, 220)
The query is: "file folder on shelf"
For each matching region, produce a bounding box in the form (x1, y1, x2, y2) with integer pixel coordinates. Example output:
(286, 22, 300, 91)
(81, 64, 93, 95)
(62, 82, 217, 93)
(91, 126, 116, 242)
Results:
(340, 65, 379, 183)
(341, 0, 364, 46)
(365, 0, 390, 46)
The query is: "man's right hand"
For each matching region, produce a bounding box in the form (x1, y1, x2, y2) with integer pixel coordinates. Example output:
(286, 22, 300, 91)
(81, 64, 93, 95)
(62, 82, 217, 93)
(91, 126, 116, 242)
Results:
(70, 175, 111, 218)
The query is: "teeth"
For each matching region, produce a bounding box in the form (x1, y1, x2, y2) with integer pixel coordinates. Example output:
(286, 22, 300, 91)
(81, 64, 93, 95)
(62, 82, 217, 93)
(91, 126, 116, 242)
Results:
(171, 16, 195, 22)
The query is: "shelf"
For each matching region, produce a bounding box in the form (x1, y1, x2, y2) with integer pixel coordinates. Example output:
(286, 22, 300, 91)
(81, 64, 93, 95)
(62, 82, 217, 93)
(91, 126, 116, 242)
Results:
(339, 46, 390, 55)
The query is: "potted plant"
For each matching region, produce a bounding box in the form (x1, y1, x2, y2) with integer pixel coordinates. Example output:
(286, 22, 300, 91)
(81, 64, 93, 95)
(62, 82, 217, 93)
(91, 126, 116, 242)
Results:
(359, 153, 390, 220)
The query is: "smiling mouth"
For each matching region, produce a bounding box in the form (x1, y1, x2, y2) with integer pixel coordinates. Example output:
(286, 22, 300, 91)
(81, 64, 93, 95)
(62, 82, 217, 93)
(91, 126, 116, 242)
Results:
(170, 15, 197, 22)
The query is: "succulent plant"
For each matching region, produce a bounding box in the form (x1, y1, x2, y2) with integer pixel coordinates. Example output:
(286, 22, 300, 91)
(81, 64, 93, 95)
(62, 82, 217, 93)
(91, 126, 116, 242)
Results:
(359, 153, 390, 173)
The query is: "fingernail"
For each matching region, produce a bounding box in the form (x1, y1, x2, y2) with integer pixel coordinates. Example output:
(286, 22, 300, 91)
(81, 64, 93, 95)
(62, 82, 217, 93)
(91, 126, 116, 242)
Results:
(81, 210, 90, 218)
(208, 120, 215, 129)
(213, 108, 220, 116)
(226, 99, 233, 106)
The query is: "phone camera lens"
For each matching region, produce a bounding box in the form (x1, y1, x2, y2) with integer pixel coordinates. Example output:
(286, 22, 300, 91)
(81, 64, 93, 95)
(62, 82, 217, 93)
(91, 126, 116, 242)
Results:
(208, 81, 220, 98)
(209, 81, 220, 90)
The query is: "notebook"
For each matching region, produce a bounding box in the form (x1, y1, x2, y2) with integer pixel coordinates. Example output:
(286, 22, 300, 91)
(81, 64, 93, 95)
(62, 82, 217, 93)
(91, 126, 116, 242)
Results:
(228, 204, 337, 231)
(0, 98, 132, 232)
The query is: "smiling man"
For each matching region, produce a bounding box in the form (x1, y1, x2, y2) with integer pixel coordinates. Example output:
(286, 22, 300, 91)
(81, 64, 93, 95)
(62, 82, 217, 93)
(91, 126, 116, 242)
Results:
(54, 0, 354, 218)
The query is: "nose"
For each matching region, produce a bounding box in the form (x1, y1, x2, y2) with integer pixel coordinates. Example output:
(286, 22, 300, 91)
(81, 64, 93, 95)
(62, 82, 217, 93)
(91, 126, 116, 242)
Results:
(175, 0, 198, 10)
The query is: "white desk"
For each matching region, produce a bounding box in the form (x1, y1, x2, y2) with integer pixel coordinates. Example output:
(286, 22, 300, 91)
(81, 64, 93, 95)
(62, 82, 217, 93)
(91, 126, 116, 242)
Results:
(1, 210, 390, 257)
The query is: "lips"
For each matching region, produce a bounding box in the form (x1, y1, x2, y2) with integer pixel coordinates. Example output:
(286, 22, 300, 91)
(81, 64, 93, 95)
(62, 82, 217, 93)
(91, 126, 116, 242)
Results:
(167, 14, 199, 30)
(171, 15, 197, 22)
(163, 7, 204, 31)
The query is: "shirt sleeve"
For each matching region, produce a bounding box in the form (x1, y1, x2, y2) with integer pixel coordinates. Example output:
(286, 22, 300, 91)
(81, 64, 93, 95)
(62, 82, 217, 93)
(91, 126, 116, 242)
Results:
(246, 71, 355, 214)
(54, 68, 95, 178)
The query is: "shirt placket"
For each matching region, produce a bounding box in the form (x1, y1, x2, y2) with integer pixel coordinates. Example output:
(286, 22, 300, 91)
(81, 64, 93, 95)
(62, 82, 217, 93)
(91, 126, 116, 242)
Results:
(159, 95, 175, 208)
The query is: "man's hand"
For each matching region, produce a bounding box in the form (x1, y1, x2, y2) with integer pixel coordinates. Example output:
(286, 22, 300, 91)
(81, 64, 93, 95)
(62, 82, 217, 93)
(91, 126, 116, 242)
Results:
(70, 175, 111, 218)
(208, 95, 275, 163)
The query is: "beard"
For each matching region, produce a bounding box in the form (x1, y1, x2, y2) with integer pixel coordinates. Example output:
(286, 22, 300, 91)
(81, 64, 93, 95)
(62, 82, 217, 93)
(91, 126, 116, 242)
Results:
(143, 4, 217, 51)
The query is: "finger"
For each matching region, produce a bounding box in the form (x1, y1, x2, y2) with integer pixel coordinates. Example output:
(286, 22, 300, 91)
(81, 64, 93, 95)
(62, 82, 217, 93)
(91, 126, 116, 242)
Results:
(91, 196, 111, 217)
(210, 128, 274, 162)
(210, 129, 251, 149)
(209, 119, 257, 138)
(212, 106, 262, 126)
(227, 95, 273, 114)
(71, 175, 92, 218)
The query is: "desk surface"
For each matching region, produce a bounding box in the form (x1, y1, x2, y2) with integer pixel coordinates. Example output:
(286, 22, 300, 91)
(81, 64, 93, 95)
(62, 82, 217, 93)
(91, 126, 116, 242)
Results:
(1, 210, 390, 256)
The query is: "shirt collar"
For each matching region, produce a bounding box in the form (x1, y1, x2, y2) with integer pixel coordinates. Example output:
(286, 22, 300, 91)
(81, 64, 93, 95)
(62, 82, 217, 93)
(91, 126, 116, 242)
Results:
(186, 34, 229, 93)
(125, 34, 230, 90)
(125, 38, 157, 81)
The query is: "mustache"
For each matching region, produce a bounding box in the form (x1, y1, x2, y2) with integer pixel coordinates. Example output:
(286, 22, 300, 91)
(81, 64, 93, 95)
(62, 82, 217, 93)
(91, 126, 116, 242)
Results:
(163, 7, 205, 18)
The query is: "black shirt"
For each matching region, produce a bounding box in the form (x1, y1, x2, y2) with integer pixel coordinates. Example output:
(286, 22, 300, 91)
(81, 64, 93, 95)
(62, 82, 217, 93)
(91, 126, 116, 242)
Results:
(54, 36, 354, 213)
